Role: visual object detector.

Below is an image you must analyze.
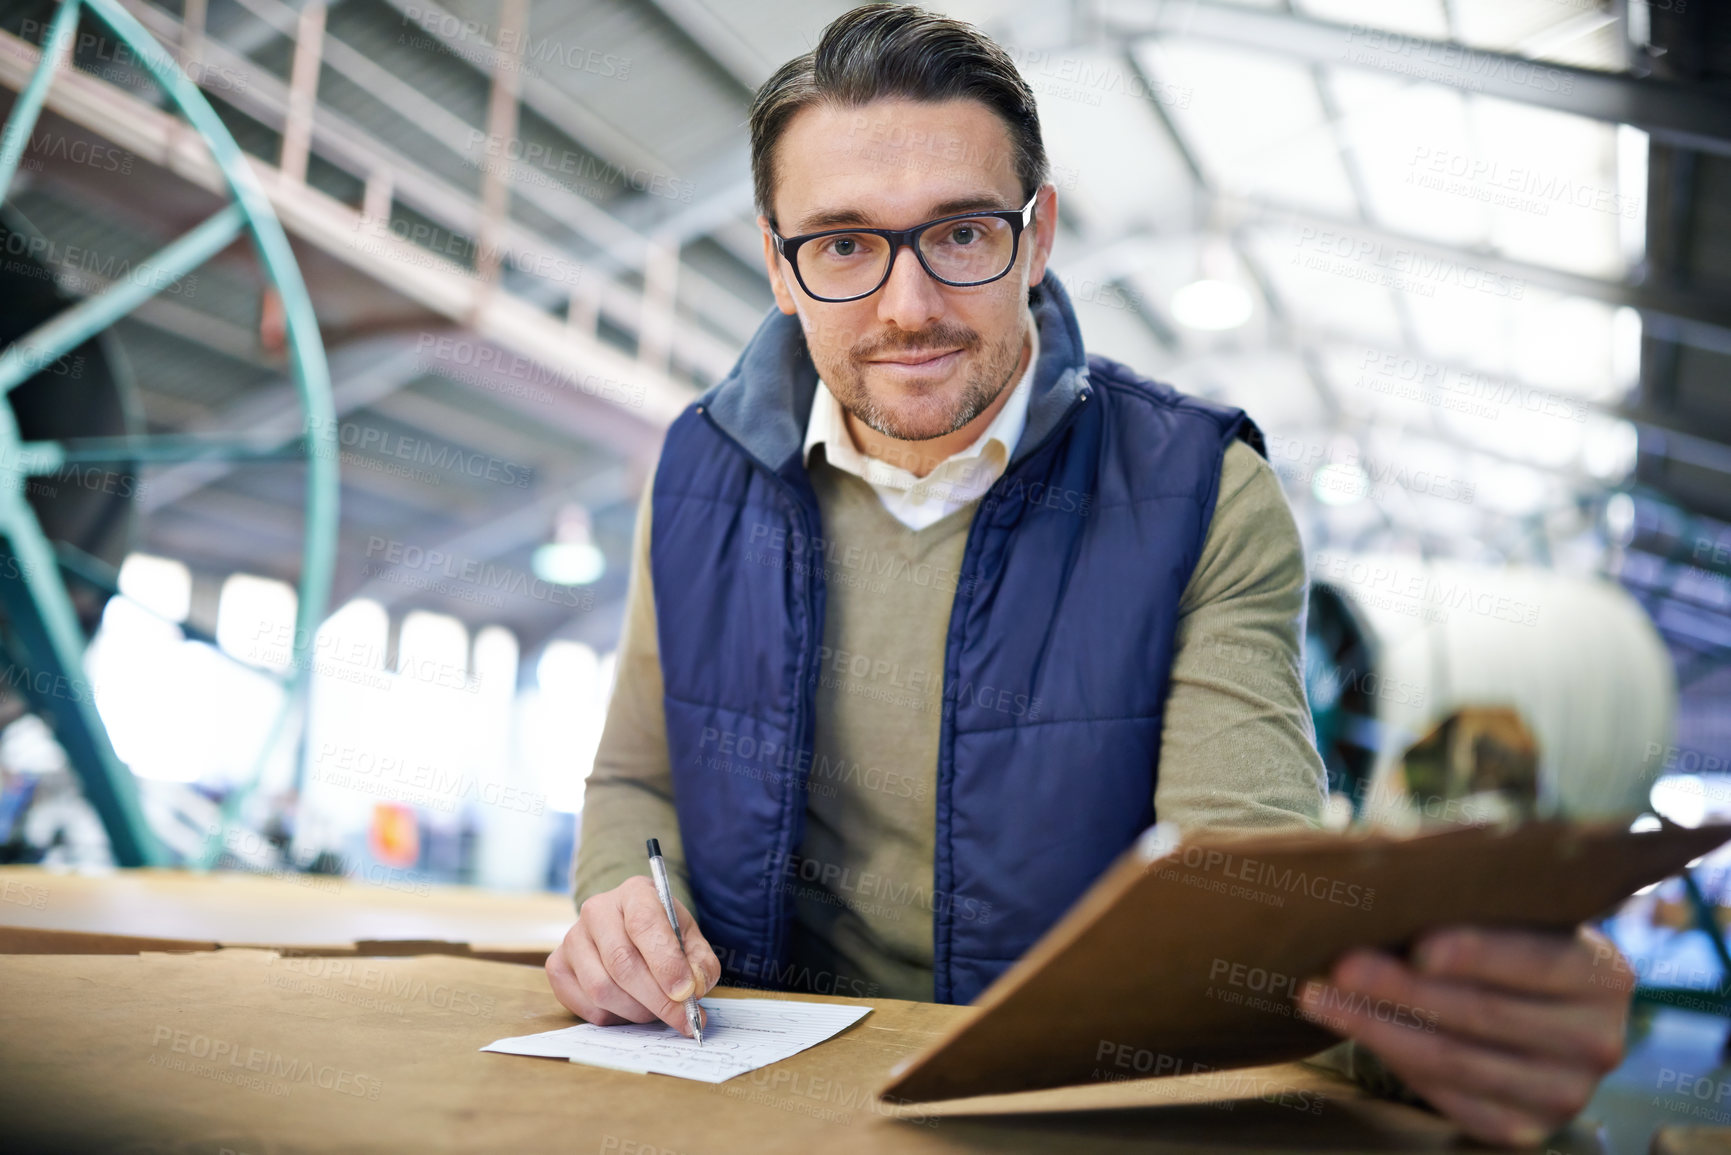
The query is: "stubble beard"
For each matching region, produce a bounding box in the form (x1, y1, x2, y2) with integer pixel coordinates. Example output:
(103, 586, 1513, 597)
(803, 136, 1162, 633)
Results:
(817, 316, 1028, 443)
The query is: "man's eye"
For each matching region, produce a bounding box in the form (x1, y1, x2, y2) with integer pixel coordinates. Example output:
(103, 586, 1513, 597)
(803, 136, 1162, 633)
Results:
(947, 225, 980, 245)
(821, 235, 865, 258)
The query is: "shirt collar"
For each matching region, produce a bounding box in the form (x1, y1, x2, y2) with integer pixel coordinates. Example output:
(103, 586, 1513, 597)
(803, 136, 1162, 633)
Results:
(803, 319, 1039, 479)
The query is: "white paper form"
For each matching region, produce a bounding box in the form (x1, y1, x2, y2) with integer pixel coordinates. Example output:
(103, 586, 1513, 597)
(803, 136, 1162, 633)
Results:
(480, 997, 872, 1083)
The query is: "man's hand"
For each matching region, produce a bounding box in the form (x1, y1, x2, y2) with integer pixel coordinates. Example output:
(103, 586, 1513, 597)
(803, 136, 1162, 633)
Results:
(1293, 924, 1633, 1148)
(546, 876, 722, 1036)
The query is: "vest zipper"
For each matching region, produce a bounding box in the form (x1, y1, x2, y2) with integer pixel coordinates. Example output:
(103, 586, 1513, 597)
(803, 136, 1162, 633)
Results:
(694, 405, 821, 978)
(697, 379, 1094, 999)
(932, 381, 1093, 1003)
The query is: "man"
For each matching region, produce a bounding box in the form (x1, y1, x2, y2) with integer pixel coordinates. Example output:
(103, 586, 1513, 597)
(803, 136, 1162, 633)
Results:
(548, 6, 1631, 1146)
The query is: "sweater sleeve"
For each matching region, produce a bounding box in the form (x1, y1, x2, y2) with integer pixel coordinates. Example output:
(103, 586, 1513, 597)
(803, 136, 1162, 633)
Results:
(1157, 441, 1429, 1109)
(571, 466, 694, 915)
(1153, 439, 1328, 833)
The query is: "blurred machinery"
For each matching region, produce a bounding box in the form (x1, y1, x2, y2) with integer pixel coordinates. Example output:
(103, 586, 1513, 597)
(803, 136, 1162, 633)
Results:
(1398, 706, 1542, 823)
(1303, 556, 1727, 1023)
(0, 206, 145, 860)
(0, 0, 337, 867)
(1305, 554, 1677, 825)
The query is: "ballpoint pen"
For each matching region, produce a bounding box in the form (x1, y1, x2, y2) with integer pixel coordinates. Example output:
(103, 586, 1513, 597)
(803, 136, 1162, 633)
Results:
(646, 838, 704, 1046)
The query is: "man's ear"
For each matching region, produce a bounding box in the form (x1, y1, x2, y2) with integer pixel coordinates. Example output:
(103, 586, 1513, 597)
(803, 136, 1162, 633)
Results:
(1025, 183, 1059, 289)
(758, 214, 799, 316)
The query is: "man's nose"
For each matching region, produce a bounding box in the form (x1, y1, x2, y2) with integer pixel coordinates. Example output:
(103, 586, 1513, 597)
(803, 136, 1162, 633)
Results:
(875, 242, 945, 332)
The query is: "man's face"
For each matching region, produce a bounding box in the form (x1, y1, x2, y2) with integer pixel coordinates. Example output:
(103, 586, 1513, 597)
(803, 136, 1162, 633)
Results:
(759, 98, 1056, 443)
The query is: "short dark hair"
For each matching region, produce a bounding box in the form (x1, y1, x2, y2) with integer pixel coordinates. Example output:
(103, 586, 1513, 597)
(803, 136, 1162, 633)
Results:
(748, 4, 1048, 225)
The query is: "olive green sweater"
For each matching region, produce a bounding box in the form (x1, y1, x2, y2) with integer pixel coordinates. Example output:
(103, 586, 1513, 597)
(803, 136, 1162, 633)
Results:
(569, 435, 1414, 1100)
(574, 439, 1330, 999)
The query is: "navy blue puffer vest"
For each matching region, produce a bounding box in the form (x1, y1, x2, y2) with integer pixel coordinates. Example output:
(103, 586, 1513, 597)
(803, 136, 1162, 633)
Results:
(650, 278, 1264, 1005)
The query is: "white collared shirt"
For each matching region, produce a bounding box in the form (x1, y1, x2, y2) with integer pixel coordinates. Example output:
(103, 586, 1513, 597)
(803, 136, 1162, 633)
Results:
(802, 322, 1038, 531)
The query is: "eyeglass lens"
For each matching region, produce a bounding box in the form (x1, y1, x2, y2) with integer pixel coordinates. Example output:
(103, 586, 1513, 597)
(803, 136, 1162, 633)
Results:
(797, 214, 1016, 299)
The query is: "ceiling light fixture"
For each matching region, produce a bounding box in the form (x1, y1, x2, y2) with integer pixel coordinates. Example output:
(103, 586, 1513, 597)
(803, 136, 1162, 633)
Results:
(1170, 278, 1253, 331)
(532, 505, 606, 586)
(1312, 461, 1371, 506)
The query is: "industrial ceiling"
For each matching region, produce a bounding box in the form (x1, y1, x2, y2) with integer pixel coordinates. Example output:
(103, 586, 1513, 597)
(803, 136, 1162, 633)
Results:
(0, 0, 1726, 760)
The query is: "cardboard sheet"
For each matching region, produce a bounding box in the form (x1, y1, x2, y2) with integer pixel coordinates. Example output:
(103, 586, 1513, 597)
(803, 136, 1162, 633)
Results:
(880, 817, 1731, 1103)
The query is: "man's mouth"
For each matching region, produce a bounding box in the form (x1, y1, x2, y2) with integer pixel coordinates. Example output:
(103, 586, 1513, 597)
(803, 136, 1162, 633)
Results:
(868, 348, 964, 373)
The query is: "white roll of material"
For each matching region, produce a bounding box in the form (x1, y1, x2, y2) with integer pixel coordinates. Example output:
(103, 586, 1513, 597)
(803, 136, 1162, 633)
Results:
(1309, 552, 1677, 821)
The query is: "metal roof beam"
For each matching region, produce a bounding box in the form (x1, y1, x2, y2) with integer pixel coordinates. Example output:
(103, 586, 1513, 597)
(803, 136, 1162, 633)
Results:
(1099, 0, 1731, 158)
(366, 0, 674, 178)
(0, 26, 699, 425)
(116, 0, 753, 368)
(346, 463, 628, 609)
(137, 334, 434, 512)
(1212, 196, 1731, 351)
(635, 0, 772, 92)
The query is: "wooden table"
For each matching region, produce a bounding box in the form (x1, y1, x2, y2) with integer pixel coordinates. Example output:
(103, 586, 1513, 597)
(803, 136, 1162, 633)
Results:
(0, 864, 572, 961)
(0, 945, 1618, 1154)
(0, 865, 1706, 1152)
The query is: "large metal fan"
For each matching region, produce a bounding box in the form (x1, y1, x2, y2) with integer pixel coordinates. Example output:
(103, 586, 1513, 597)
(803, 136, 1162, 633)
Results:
(0, 0, 338, 866)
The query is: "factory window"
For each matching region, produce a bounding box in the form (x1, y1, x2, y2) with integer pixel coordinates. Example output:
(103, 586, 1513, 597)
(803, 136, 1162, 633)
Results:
(214, 573, 298, 672)
(116, 553, 191, 623)
(517, 640, 610, 815)
(473, 625, 520, 702)
(398, 610, 468, 680)
(297, 606, 548, 884)
(88, 573, 285, 786)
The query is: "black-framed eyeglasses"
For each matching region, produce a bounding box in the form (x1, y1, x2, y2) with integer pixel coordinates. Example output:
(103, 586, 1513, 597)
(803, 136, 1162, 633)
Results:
(770, 192, 1038, 303)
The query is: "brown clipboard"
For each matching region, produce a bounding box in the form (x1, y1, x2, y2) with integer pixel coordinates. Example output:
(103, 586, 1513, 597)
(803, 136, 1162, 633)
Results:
(878, 818, 1731, 1103)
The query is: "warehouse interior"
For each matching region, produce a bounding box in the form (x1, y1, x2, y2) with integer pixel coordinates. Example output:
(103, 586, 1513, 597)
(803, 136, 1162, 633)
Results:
(1, 0, 1731, 1147)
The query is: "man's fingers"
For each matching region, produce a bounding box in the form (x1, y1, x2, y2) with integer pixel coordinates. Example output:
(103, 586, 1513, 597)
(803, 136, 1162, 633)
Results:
(1323, 949, 1625, 1069)
(1411, 926, 1630, 1001)
(620, 879, 705, 1002)
(1292, 927, 1632, 1147)
(1577, 925, 1639, 998)
(1296, 981, 1600, 1132)
(553, 880, 721, 1037)
(545, 932, 628, 1025)
(588, 892, 698, 1035)
(568, 910, 662, 1026)
(672, 896, 723, 993)
(1418, 1084, 1556, 1149)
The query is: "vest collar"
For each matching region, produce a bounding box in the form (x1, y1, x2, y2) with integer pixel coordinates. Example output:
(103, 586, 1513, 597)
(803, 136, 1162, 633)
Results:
(701, 275, 1092, 482)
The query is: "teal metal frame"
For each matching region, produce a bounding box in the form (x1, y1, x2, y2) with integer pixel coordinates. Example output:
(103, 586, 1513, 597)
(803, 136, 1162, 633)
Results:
(1630, 872, 1731, 1019)
(0, 0, 339, 866)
